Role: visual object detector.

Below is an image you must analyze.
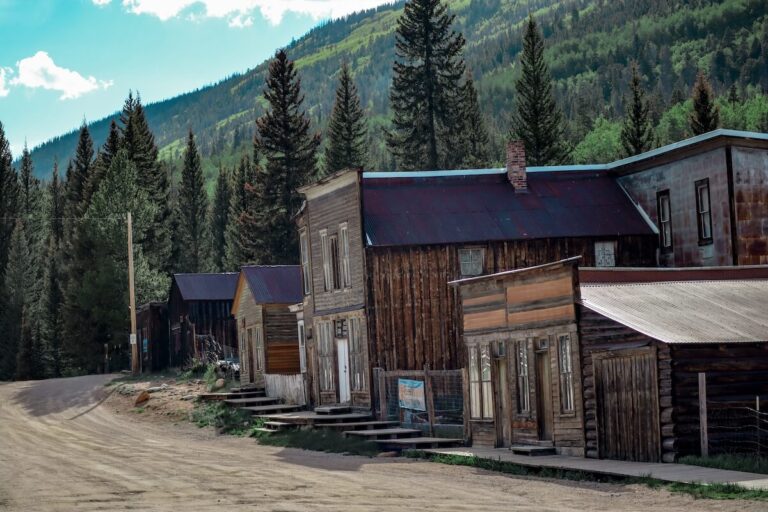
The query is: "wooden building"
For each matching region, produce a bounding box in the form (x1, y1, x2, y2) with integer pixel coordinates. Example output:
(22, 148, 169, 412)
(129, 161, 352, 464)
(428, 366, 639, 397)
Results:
(168, 273, 239, 367)
(136, 302, 169, 373)
(231, 265, 305, 404)
(296, 141, 658, 409)
(453, 259, 768, 462)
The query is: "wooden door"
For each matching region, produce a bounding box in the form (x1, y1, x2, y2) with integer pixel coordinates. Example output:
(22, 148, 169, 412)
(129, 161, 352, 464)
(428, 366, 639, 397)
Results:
(594, 348, 660, 462)
(496, 358, 512, 447)
(246, 328, 255, 384)
(336, 338, 351, 404)
(535, 351, 553, 441)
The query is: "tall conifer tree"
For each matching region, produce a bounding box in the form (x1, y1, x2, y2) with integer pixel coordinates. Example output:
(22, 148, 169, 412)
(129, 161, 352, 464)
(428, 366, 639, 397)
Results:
(175, 130, 209, 272)
(459, 74, 490, 167)
(511, 15, 569, 165)
(620, 63, 653, 157)
(325, 62, 368, 174)
(42, 163, 65, 376)
(0, 220, 32, 379)
(0, 121, 17, 278)
(690, 71, 720, 135)
(209, 165, 232, 271)
(251, 50, 319, 264)
(387, 0, 466, 170)
(223, 154, 257, 270)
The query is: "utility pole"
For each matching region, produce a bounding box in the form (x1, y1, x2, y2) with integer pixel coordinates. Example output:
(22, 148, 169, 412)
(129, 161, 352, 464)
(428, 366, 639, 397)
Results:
(128, 212, 138, 376)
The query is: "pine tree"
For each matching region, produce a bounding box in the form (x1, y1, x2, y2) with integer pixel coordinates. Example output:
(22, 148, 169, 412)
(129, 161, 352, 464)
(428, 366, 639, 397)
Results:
(0, 220, 32, 379)
(459, 73, 490, 167)
(620, 63, 653, 157)
(209, 165, 232, 271)
(325, 62, 368, 174)
(15, 310, 41, 381)
(0, 121, 17, 278)
(223, 154, 257, 270)
(42, 163, 65, 377)
(174, 130, 209, 273)
(84, 120, 120, 206)
(387, 0, 467, 170)
(251, 50, 319, 264)
(67, 122, 94, 219)
(511, 15, 569, 166)
(690, 71, 720, 135)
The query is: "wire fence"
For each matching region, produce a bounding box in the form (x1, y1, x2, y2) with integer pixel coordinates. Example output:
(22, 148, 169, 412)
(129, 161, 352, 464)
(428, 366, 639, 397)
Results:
(376, 368, 465, 438)
(707, 400, 768, 456)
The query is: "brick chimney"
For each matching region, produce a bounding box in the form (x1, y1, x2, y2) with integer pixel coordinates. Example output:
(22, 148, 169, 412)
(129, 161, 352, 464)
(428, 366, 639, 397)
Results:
(506, 140, 527, 193)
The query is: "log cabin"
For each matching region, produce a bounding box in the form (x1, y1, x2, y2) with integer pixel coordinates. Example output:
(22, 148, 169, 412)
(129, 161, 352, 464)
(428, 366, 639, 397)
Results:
(168, 273, 239, 367)
(231, 265, 305, 404)
(452, 258, 768, 462)
(296, 141, 658, 410)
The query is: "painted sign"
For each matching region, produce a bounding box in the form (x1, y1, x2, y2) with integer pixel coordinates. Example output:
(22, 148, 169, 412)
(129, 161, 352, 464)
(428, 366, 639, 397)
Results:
(398, 378, 426, 411)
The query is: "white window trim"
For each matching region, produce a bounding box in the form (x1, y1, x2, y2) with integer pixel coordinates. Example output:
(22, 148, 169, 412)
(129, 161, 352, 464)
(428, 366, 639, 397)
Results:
(297, 320, 306, 373)
(320, 229, 332, 292)
(558, 333, 575, 414)
(299, 229, 311, 295)
(516, 339, 531, 415)
(340, 223, 351, 289)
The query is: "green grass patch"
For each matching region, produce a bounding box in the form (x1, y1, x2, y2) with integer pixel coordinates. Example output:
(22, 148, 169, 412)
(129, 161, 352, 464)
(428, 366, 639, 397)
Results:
(405, 451, 768, 501)
(679, 454, 768, 475)
(252, 428, 380, 457)
(190, 401, 253, 436)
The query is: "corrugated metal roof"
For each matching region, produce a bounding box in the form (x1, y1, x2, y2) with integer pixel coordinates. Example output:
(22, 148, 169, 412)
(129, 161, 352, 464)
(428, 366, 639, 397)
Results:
(173, 273, 239, 301)
(580, 280, 768, 344)
(241, 265, 302, 304)
(362, 171, 655, 247)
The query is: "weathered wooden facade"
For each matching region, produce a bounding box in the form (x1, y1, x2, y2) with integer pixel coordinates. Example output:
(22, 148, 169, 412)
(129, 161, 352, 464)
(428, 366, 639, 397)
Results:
(168, 273, 238, 367)
(297, 142, 658, 409)
(231, 266, 304, 403)
(454, 259, 768, 462)
(136, 302, 169, 373)
(613, 129, 768, 266)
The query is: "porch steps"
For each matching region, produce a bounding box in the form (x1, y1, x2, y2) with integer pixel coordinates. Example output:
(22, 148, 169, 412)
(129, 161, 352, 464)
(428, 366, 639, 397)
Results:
(242, 404, 303, 415)
(316, 420, 399, 431)
(315, 405, 352, 415)
(376, 437, 464, 450)
(509, 445, 557, 456)
(224, 397, 280, 406)
(260, 421, 299, 432)
(344, 428, 421, 440)
(257, 411, 372, 426)
(198, 389, 266, 401)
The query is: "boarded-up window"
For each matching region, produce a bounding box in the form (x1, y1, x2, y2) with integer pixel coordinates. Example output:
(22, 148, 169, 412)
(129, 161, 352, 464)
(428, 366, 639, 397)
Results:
(695, 178, 713, 244)
(469, 345, 493, 419)
(297, 320, 306, 373)
(320, 230, 332, 291)
(317, 321, 334, 391)
(516, 340, 530, 414)
(558, 333, 575, 413)
(480, 345, 493, 418)
(254, 326, 264, 372)
(300, 230, 311, 295)
(459, 248, 484, 277)
(349, 317, 366, 391)
(656, 190, 673, 252)
(340, 223, 351, 288)
(594, 241, 616, 267)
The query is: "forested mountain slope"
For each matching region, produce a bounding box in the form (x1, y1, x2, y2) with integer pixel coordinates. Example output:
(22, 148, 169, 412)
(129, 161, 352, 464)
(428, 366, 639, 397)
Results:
(26, 0, 768, 179)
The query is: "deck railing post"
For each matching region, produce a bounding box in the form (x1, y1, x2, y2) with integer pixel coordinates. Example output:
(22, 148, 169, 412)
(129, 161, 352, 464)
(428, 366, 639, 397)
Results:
(757, 395, 761, 458)
(699, 372, 708, 457)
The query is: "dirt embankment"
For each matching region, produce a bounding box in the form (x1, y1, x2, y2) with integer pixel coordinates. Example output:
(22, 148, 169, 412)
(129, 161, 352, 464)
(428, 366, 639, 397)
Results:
(1, 374, 766, 512)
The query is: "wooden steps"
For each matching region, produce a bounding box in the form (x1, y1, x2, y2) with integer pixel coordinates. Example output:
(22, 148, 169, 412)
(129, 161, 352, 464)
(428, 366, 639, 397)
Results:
(344, 428, 421, 440)
(510, 445, 557, 456)
(224, 397, 280, 406)
(198, 390, 265, 401)
(375, 437, 464, 449)
(257, 411, 372, 426)
(316, 420, 399, 431)
(242, 404, 303, 415)
(315, 405, 352, 415)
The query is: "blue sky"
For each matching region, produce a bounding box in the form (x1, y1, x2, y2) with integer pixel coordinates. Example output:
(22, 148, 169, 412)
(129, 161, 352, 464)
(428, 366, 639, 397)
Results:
(0, 0, 391, 157)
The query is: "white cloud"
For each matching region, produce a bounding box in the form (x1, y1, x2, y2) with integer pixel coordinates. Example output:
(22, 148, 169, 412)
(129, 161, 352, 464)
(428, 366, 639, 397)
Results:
(10, 51, 113, 100)
(0, 67, 12, 97)
(92, 0, 112, 5)
(119, 0, 393, 26)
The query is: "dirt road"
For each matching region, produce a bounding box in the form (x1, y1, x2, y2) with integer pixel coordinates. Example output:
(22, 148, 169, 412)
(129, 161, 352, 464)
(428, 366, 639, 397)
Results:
(0, 375, 762, 511)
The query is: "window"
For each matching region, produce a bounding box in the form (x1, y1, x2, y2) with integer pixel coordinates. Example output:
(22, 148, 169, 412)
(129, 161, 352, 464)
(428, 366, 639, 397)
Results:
(516, 340, 530, 414)
(340, 223, 351, 288)
(317, 321, 334, 391)
(254, 327, 264, 372)
(695, 178, 713, 244)
(459, 248, 484, 277)
(330, 236, 340, 289)
(558, 334, 575, 413)
(657, 190, 673, 252)
(594, 241, 616, 267)
(320, 230, 332, 291)
(469, 345, 493, 419)
(299, 230, 311, 295)
(349, 317, 366, 391)
(297, 320, 306, 373)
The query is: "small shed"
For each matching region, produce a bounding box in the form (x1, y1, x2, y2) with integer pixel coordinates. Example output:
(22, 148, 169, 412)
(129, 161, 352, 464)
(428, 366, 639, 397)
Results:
(231, 265, 304, 403)
(136, 302, 169, 373)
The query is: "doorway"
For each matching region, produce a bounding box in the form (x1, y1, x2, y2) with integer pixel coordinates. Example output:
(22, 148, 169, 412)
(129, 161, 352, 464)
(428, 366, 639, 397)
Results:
(535, 348, 553, 441)
(336, 338, 351, 404)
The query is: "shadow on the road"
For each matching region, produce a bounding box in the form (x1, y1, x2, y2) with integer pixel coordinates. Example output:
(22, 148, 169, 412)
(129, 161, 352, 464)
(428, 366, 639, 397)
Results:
(267, 445, 390, 472)
(10, 374, 116, 418)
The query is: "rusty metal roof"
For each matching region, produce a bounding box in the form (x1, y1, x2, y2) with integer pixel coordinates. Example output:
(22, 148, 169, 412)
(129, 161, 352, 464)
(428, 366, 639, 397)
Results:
(579, 280, 768, 344)
(172, 273, 239, 301)
(241, 265, 302, 304)
(362, 170, 655, 247)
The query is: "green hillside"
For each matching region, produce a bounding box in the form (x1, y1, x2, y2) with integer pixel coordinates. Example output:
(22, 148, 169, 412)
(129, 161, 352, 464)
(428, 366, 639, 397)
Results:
(26, 0, 768, 180)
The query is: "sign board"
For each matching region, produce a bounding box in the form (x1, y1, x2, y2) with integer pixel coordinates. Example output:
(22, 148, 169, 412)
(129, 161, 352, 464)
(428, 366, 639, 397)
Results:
(129, 333, 137, 345)
(398, 378, 426, 411)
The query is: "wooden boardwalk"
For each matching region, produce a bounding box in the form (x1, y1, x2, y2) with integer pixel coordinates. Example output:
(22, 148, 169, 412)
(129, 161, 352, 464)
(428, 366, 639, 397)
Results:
(424, 447, 768, 490)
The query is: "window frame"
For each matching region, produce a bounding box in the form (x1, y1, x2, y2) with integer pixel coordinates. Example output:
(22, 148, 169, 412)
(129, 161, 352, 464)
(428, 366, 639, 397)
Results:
(695, 178, 713, 245)
(594, 240, 617, 268)
(656, 190, 673, 253)
(348, 317, 366, 392)
(320, 229, 332, 291)
(468, 344, 494, 420)
(329, 235, 341, 290)
(459, 247, 485, 277)
(558, 333, 575, 414)
(299, 229, 311, 295)
(339, 222, 351, 289)
(253, 326, 264, 372)
(297, 320, 306, 373)
(516, 339, 531, 415)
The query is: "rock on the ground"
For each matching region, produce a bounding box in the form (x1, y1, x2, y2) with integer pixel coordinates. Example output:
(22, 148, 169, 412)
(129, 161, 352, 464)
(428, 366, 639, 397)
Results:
(181, 395, 197, 401)
(134, 390, 150, 406)
(212, 379, 226, 391)
(146, 386, 165, 393)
